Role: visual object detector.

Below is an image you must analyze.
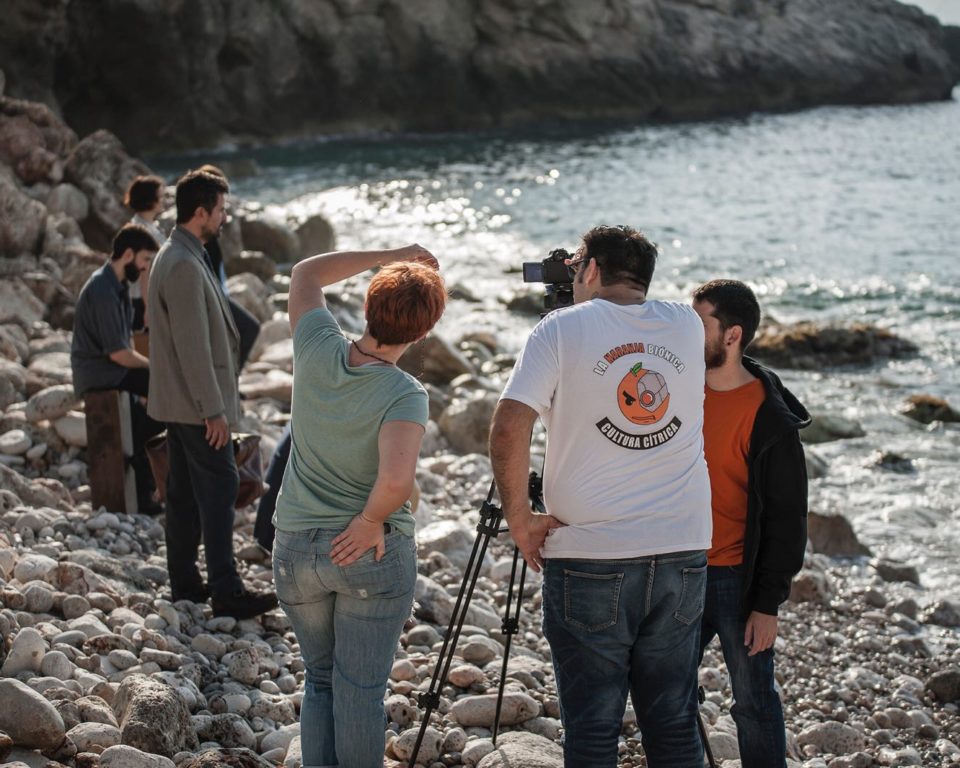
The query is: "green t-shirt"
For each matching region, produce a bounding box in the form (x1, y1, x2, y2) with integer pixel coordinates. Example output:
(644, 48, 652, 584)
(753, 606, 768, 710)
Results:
(273, 308, 428, 536)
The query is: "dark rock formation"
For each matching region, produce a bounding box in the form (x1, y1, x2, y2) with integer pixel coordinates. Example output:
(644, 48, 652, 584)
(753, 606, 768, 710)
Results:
(807, 511, 872, 557)
(750, 321, 918, 369)
(899, 394, 960, 424)
(0, 0, 956, 153)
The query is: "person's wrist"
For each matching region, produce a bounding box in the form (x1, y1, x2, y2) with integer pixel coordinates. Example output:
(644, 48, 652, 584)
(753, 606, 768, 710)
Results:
(359, 511, 379, 525)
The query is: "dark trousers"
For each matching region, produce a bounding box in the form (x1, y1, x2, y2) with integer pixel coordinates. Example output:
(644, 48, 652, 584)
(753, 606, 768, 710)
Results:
(113, 369, 164, 503)
(229, 298, 260, 369)
(164, 421, 243, 599)
(699, 565, 787, 768)
(254, 424, 292, 551)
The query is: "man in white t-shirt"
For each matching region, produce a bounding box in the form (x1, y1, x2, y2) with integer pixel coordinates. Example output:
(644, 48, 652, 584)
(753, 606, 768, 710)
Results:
(490, 225, 711, 768)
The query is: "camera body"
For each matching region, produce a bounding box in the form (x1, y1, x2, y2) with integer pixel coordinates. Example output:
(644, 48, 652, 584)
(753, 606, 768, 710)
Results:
(522, 248, 574, 312)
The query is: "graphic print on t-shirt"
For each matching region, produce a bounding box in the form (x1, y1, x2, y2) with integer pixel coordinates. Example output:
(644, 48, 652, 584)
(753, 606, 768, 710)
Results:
(617, 363, 670, 425)
(594, 341, 686, 451)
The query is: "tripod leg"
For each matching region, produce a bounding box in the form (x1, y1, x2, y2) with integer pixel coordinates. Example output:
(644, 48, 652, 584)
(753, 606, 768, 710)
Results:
(409, 484, 502, 768)
(492, 545, 527, 745)
(697, 711, 717, 768)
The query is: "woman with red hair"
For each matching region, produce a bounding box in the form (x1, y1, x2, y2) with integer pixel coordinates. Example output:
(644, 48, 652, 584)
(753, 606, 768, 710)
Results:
(273, 244, 445, 767)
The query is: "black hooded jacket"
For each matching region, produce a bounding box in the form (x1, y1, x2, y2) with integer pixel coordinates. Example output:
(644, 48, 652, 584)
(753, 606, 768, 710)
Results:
(737, 356, 811, 618)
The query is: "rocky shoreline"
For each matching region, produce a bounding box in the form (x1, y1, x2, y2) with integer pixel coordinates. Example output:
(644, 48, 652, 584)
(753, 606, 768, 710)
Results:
(0, 0, 958, 154)
(2, 87, 960, 767)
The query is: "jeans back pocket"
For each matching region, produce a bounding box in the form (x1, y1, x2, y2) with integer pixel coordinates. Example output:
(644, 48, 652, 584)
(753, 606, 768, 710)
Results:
(563, 570, 623, 632)
(673, 564, 707, 625)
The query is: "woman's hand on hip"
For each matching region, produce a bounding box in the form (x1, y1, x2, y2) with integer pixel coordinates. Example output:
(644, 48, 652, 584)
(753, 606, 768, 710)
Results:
(330, 514, 385, 565)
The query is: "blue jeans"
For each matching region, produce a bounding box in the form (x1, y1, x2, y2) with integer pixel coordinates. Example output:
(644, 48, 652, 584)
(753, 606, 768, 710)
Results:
(542, 550, 707, 768)
(273, 527, 416, 768)
(699, 565, 786, 768)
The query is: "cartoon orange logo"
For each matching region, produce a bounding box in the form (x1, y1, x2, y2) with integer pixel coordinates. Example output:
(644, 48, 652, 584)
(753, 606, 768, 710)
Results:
(617, 363, 670, 425)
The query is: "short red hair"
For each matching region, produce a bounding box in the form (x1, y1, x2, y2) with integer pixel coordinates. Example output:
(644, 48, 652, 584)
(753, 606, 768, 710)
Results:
(365, 262, 446, 345)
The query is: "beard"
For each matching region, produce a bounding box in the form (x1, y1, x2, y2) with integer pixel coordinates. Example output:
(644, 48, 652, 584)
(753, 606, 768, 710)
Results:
(123, 262, 142, 283)
(704, 338, 727, 370)
(201, 220, 223, 242)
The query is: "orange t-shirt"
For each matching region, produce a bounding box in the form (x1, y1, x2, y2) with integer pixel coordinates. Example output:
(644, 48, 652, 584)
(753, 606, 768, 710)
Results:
(703, 378, 765, 566)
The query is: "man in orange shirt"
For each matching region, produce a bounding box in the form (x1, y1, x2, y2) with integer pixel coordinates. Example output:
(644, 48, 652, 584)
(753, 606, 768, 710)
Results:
(692, 280, 809, 768)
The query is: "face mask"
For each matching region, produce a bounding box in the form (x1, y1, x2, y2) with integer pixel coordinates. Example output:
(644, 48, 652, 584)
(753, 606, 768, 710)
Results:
(124, 262, 142, 283)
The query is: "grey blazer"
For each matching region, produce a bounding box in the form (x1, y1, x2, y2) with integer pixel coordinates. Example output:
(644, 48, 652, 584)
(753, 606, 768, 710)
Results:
(147, 227, 241, 426)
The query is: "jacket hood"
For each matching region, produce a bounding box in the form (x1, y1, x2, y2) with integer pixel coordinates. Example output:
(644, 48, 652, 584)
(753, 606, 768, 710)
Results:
(743, 356, 811, 436)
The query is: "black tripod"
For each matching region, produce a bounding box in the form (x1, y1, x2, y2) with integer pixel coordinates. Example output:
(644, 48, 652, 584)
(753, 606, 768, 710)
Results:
(406, 474, 719, 768)
(407, 475, 538, 767)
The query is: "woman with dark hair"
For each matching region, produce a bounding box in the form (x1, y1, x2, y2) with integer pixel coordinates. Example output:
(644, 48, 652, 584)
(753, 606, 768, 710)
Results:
(273, 244, 445, 768)
(124, 174, 166, 329)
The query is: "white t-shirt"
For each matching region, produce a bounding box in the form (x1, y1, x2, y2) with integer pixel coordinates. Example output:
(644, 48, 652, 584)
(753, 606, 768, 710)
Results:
(501, 298, 712, 559)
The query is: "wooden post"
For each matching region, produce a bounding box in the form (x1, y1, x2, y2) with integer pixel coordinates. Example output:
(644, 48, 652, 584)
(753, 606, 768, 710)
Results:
(84, 390, 137, 515)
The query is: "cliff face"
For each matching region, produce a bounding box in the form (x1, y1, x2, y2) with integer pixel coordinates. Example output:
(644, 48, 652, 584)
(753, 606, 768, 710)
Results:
(0, 0, 956, 153)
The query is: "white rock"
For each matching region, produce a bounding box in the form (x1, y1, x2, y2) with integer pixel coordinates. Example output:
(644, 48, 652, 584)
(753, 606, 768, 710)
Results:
(53, 410, 87, 447)
(260, 722, 300, 754)
(191, 633, 227, 659)
(450, 692, 540, 727)
(0, 678, 66, 750)
(1, 626, 47, 676)
(393, 726, 444, 763)
(223, 647, 259, 685)
(22, 582, 55, 613)
(25, 442, 48, 460)
(463, 738, 497, 766)
(0, 428, 31, 455)
(40, 650, 74, 680)
(67, 721, 122, 753)
(25, 384, 78, 423)
(100, 744, 176, 768)
(708, 730, 740, 760)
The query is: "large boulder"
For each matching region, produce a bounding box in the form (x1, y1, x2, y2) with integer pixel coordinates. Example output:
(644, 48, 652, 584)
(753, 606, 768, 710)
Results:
(0, 276, 46, 326)
(399, 335, 474, 385)
(239, 214, 299, 264)
(807, 511, 871, 557)
(438, 392, 498, 455)
(0, 678, 67, 751)
(226, 273, 272, 323)
(112, 675, 199, 758)
(295, 213, 335, 258)
(0, 95, 76, 185)
(477, 731, 564, 768)
(899, 394, 960, 424)
(751, 321, 918, 369)
(64, 129, 151, 249)
(0, 168, 46, 257)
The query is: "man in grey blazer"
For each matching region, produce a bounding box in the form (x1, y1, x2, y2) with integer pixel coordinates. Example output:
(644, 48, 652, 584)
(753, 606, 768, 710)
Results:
(148, 169, 277, 619)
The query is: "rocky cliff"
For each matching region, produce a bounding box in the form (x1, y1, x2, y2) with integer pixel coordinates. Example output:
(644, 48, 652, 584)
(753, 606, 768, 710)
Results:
(0, 0, 956, 153)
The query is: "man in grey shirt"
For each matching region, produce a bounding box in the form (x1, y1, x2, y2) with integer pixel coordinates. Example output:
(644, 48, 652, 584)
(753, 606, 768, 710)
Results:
(71, 223, 163, 513)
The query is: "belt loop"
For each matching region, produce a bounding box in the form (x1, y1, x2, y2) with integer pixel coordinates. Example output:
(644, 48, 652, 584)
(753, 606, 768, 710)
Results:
(309, 528, 321, 542)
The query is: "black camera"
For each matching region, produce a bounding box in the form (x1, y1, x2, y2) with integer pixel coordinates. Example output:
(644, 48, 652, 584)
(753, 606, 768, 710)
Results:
(522, 248, 574, 312)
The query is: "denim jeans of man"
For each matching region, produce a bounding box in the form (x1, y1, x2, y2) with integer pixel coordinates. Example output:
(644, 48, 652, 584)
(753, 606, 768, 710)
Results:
(699, 565, 787, 768)
(164, 422, 243, 599)
(273, 527, 417, 768)
(542, 549, 707, 768)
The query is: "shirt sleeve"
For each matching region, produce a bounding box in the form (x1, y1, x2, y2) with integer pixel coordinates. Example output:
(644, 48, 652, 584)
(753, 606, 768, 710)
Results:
(293, 308, 343, 367)
(91, 286, 131, 355)
(382, 387, 429, 428)
(500, 315, 560, 416)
